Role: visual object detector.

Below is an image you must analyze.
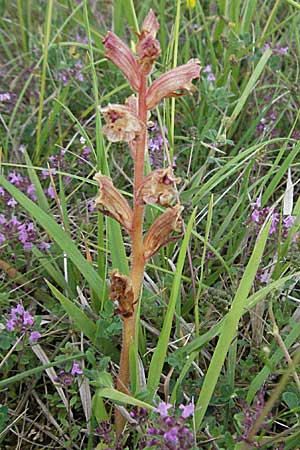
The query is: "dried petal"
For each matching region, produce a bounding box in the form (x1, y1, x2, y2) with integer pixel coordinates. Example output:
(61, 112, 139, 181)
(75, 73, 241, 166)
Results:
(94, 173, 132, 232)
(110, 270, 135, 318)
(103, 31, 141, 91)
(137, 167, 180, 206)
(143, 204, 183, 259)
(146, 59, 201, 110)
(137, 10, 160, 75)
(101, 103, 145, 143)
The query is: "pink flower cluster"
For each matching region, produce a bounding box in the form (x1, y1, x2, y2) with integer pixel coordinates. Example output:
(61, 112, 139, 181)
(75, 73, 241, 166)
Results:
(145, 401, 195, 449)
(250, 197, 296, 239)
(5, 303, 41, 343)
(54, 361, 83, 387)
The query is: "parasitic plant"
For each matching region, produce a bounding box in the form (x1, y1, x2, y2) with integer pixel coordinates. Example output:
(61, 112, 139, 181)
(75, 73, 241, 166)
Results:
(95, 10, 200, 435)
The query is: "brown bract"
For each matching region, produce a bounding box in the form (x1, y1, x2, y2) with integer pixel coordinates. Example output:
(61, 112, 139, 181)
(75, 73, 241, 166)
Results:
(94, 173, 133, 233)
(101, 104, 145, 143)
(110, 270, 135, 318)
(143, 204, 184, 260)
(136, 167, 181, 206)
(103, 31, 141, 91)
(146, 59, 201, 110)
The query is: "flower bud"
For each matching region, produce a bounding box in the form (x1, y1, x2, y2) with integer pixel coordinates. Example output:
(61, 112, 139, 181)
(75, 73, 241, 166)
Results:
(137, 167, 180, 206)
(101, 103, 145, 143)
(103, 31, 141, 91)
(143, 204, 183, 259)
(94, 173, 132, 233)
(110, 270, 135, 318)
(137, 10, 161, 75)
(146, 59, 201, 110)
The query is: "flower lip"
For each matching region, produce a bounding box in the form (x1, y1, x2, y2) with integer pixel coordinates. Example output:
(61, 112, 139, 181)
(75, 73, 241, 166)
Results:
(136, 167, 180, 206)
(100, 103, 145, 143)
(103, 31, 141, 91)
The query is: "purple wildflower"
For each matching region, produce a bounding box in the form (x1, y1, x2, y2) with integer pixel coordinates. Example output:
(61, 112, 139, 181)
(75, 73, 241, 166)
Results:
(207, 72, 216, 82)
(7, 197, 17, 208)
(29, 331, 41, 343)
(6, 319, 16, 332)
(47, 185, 55, 199)
(154, 401, 173, 418)
(179, 403, 194, 419)
(71, 361, 83, 376)
(164, 427, 179, 443)
(260, 271, 270, 284)
(38, 241, 51, 251)
(5, 303, 41, 342)
(0, 92, 11, 102)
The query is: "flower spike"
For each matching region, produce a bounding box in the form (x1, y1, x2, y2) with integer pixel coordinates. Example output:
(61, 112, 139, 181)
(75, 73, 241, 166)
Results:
(94, 174, 133, 233)
(143, 204, 184, 260)
(137, 167, 181, 206)
(146, 59, 201, 110)
(103, 31, 141, 91)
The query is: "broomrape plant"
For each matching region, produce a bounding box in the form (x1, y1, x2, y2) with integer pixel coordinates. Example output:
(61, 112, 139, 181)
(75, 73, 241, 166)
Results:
(94, 10, 200, 435)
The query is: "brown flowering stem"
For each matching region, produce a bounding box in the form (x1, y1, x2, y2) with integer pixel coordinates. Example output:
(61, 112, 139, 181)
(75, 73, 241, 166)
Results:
(115, 74, 147, 436)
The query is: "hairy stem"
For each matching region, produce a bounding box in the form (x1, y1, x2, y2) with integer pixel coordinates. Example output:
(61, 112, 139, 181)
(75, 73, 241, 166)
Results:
(115, 74, 147, 437)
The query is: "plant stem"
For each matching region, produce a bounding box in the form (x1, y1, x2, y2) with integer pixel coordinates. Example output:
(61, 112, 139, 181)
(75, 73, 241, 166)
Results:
(115, 74, 147, 436)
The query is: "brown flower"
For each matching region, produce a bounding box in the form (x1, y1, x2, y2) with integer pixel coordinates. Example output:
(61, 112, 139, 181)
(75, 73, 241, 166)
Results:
(137, 167, 180, 206)
(143, 204, 184, 260)
(101, 103, 145, 143)
(94, 174, 132, 233)
(103, 31, 141, 91)
(146, 59, 201, 110)
(110, 270, 135, 318)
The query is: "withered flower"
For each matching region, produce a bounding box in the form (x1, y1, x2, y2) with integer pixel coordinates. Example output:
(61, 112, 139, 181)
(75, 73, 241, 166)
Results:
(143, 204, 184, 260)
(101, 104, 145, 143)
(110, 270, 135, 318)
(103, 31, 141, 91)
(94, 173, 132, 233)
(137, 167, 181, 206)
(136, 10, 161, 75)
(146, 59, 201, 110)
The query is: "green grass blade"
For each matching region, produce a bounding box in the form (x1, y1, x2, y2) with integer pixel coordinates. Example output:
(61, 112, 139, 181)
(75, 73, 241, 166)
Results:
(47, 281, 119, 360)
(98, 388, 153, 410)
(225, 48, 272, 133)
(24, 149, 50, 212)
(146, 208, 197, 401)
(247, 318, 300, 403)
(194, 218, 271, 429)
(47, 281, 97, 342)
(34, 0, 54, 162)
(32, 247, 71, 294)
(0, 353, 85, 389)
